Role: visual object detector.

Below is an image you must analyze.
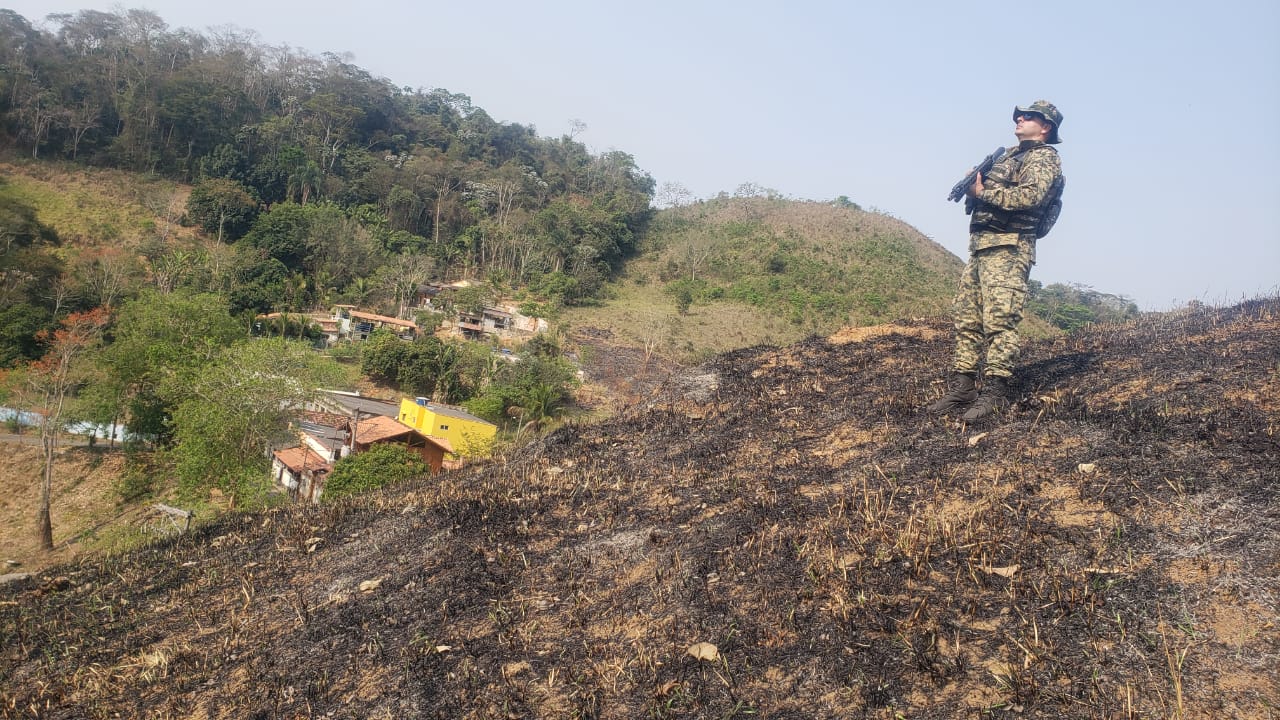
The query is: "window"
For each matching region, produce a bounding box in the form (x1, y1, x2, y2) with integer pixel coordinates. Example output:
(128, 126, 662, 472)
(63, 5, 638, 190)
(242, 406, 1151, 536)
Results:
(439, 424, 449, 431)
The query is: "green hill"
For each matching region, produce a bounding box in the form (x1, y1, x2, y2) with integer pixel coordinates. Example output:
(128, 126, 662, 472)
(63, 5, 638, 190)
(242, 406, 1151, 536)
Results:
(645, 196, 964, 326)
(564, 196, 972, 363)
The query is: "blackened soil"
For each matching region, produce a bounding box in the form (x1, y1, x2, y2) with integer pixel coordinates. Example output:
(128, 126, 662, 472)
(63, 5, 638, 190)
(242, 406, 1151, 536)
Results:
(2, 300, 1277, 719)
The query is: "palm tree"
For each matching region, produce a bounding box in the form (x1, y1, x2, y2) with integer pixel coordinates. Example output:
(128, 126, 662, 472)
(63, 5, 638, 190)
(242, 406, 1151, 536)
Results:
(287, 162, 323, 205)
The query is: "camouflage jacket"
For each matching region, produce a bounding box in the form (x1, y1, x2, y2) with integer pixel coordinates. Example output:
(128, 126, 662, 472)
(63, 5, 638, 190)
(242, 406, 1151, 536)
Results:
(969, 140, 1062, 250)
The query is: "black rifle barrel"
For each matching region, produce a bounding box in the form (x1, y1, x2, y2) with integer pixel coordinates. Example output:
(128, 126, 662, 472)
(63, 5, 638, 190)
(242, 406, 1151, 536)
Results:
(947, 146, 1005, 203)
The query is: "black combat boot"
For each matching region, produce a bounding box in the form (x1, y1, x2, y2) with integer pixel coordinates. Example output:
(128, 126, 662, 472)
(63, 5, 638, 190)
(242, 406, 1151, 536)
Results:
(963, 375, 1011, 421)
(926, 372, 977, 414)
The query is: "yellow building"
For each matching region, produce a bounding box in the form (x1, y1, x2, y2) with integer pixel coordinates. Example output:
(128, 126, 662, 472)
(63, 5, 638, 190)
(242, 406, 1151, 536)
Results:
(397, 397, 497, 459)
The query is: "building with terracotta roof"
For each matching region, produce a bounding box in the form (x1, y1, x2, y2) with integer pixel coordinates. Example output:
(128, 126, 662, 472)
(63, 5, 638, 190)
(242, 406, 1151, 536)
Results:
(350, 415, 451, 473)
(342, 308, 417, 341)
(271, 446, 332, 503)
(272, 390, 455, 501)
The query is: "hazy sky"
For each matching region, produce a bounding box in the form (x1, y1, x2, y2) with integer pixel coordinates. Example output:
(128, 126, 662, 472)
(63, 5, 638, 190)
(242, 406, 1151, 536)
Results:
(7, 0, 1278, 310)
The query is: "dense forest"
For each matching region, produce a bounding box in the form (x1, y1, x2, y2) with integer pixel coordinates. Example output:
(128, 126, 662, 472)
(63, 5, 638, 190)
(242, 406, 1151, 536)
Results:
(0, 7, 654, 320)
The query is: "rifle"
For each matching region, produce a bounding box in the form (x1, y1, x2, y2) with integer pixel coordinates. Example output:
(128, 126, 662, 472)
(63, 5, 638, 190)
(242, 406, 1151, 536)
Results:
(947, 146, 1005, 214)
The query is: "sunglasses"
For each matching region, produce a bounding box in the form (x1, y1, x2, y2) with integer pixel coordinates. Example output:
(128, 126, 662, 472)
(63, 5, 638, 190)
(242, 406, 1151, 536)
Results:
(1016, 112, 1046, 123)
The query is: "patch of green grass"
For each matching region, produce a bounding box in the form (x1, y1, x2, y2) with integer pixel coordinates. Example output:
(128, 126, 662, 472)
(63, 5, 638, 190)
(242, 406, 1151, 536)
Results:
(0, 154, 192, 249)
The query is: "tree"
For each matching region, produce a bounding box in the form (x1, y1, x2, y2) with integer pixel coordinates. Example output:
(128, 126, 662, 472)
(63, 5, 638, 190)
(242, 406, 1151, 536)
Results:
(99, 289, 245, 444)
(64, 95, 101, 160)
(71, 246, 141, 309)
(0, 183, 63, 366)
(323, 443, 427, 500)
(286, 160, 322, 204)
(655, 181, 694, 209)
(0, 304, 54, 367)
(359, 329, 412, 385)
(466, 344, 577, 428)
(18, 89, 66, 160)
(1028, 282, 1141, 331)
(186, 178, 259, 242)
(166, 337, 344, 500)
(23, 308, 110, 550)
(371, 252, 434, 317)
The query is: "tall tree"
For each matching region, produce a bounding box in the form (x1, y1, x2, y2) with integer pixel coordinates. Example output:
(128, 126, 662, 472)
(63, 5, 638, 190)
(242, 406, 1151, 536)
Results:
(187, 177, 259, 242)
(24, 308, 110, 550)
(99, 289, 245, 443)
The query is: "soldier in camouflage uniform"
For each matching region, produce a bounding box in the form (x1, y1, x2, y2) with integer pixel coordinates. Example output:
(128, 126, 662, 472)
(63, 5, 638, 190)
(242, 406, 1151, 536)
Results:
(928, 100, 1064, 420)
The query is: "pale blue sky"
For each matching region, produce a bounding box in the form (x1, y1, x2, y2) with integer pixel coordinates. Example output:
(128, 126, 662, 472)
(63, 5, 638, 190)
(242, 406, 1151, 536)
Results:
(7, 0, 1278, 310)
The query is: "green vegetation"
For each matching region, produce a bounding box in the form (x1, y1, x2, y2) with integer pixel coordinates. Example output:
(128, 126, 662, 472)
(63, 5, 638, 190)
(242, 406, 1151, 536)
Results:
(165, 338, 346, 501)
(360, 329, 490, 402)
(0, 6, 650, 521)
(0, 7, 654, 319)
(1028, 281, 1140, 330)
(465, 336, 580, 428)
(643, 197, 963, 332)
(557, 196, 967, 361)
(323, 443, 429, 500)
(0, 178, 62, 364)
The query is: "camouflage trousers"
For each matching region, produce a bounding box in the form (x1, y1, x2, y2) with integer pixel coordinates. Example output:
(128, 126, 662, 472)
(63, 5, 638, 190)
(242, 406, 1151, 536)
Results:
(950, 239, 1034, 378)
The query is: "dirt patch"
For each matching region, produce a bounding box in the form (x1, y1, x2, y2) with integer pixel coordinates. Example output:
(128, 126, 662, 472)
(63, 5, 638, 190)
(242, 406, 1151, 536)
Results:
(828, 320, 943, 345)
(0, 441, 129, 573)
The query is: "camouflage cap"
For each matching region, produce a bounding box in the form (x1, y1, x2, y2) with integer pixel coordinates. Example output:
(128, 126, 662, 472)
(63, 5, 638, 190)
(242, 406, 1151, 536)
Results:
(1013, 100, 1063, 144)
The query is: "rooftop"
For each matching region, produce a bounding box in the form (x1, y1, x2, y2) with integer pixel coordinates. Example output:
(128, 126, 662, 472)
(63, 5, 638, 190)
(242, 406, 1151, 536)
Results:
(271, 446, 332, 474)
(348, 310, 416, 329)
(353, 416, 416, 445)
(319, 391, 399, 419)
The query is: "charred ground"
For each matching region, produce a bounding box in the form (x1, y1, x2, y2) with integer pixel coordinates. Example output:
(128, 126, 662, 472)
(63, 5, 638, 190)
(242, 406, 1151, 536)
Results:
(2, 299, 1278, 719)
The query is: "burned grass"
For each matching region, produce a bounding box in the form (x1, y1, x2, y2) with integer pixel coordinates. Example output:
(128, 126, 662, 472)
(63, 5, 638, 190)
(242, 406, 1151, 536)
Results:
(2, 299, 1278, 719)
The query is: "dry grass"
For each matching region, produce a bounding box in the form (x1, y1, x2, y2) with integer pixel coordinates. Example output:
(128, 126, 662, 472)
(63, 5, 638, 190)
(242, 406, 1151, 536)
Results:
(0, 155, 195, 250)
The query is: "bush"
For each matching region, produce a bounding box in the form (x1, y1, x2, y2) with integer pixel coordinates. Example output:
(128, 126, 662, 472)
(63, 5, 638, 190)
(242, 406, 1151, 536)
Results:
(324, 444, 428, 500)
(115, 468, 155, 502)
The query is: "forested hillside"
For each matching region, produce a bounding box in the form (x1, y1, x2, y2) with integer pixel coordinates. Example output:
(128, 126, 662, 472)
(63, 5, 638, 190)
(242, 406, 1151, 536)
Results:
(642, 196, 964, 326)
(0, 6, 664, 543)
(0, 6, 654, 327)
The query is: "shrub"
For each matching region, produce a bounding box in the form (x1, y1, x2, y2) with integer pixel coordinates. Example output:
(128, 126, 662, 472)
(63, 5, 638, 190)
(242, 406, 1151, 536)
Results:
(324, 444, 428, 500)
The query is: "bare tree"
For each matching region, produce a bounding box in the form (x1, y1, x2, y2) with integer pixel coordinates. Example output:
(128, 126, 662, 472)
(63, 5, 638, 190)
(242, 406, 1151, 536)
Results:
(655, 181, 694, 209)
(74, 246, 139, 309)
(142, 187, 185, 242)
(24, 308, 110, 550)
(64, 96, 100, 160)
(374, 253, 435, 318)
(639, 310, 673, 368)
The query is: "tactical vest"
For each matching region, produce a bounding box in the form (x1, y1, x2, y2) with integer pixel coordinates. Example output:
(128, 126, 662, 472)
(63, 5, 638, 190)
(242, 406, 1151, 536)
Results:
(970, 145, 1062, 237)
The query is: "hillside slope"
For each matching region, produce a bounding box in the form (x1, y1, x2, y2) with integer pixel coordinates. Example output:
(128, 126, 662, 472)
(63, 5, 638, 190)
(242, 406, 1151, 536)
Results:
(0, 158, 193, 248)
(639, 197, 964, 324)
(2, 299, 1277, 719)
